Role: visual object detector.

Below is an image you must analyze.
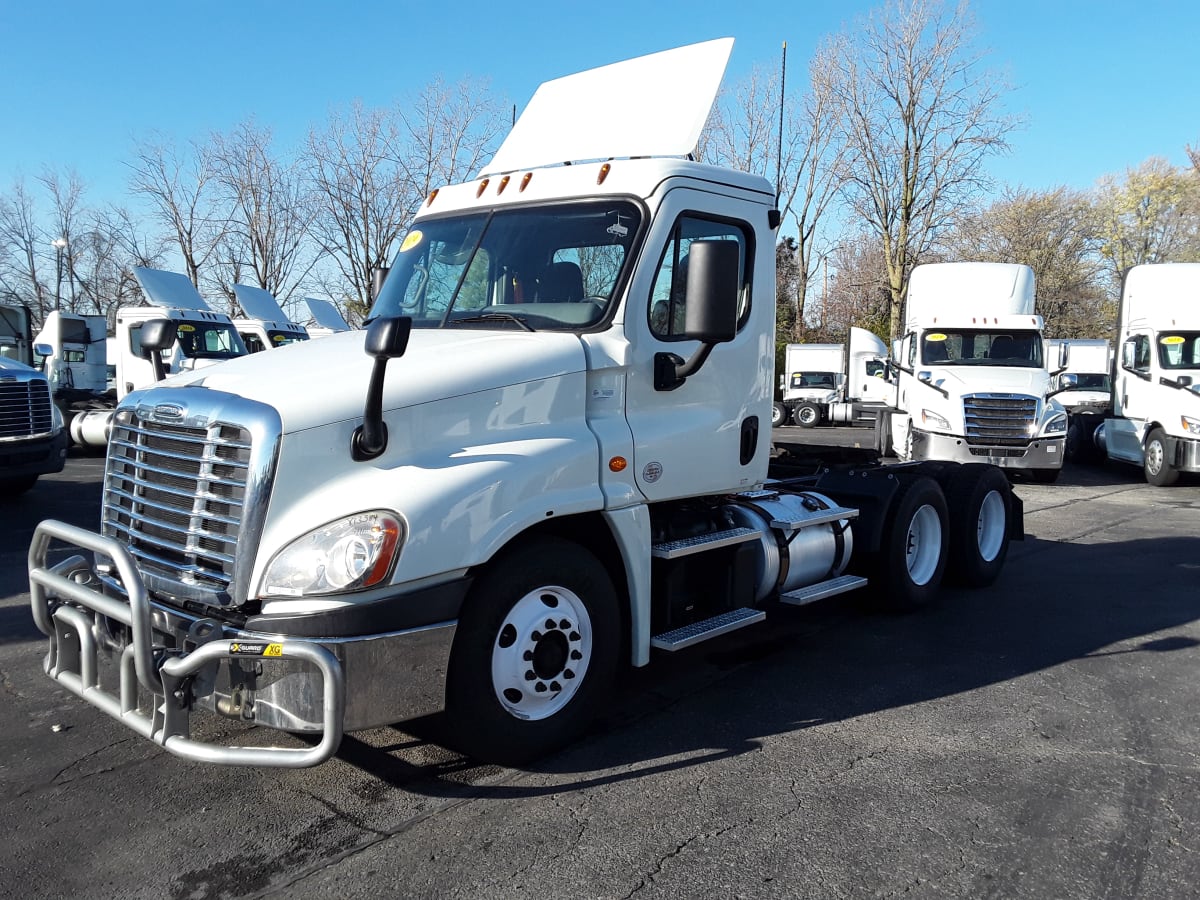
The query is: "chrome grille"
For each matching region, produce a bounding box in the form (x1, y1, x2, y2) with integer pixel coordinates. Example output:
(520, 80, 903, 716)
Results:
(0, 377, 53, 439)
(102, 411, 252, 602)
(963, 394, 1038, 446)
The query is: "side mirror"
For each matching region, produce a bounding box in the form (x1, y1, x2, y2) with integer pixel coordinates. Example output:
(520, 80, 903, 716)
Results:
(1120, 340, 1136, 371)
(33, 342, 53, 358)
(140, 319, 178, 383)
(352, 316, 412, 461)
(655, 240, 739, 391)
(1179, 375, 1193, 388)
(917, 370, 933, 384)
(1060, 373, 1079, 389)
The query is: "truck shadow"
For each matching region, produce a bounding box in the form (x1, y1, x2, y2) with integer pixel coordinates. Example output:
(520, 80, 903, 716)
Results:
(334, 532, 1200, 796)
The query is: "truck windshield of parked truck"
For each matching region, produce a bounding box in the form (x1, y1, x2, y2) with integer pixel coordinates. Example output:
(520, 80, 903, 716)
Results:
(1158, 333, 1200, 369)
(921, 329, 1044, 367)
(371, 201, 642, 331)
(790, 372, 837, 389)
(129, 321, 244, 361)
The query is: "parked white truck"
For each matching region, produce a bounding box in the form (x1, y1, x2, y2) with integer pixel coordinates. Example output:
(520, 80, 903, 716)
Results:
(53, 267, 249, 448)
(1, 302, 67, 496)
(773, 327, 891, 427)
(1089, 263, 1200, 485)
(232, 285, 310, 353)
(299, 297, 353, 338)
(877, 262, 1067, 483)
(1045, 338, 1111, 462)
(28, 40, 1024, 767)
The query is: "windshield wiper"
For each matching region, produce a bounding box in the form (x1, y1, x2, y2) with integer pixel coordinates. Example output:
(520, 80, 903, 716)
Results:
(448, 312, 535, 332)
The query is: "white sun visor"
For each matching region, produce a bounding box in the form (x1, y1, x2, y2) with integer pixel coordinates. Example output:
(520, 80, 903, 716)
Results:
(480, 37, 734, 177)
(132, 267, 211, 312)
(233, 284, 288, 322)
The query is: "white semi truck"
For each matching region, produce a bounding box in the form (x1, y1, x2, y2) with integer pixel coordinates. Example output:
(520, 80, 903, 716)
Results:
(773, 328, 891, 427)
(1089, 263, 1200, 485)
(299, 297, 353, 338)
(1045, 338, 1111, 463)
(877, 262, 1068, 483)
(1, 302, 67, 496)
(28, 40, 1025, 768)
(232, 285, 310, 353)
(53, 267, 249, 448)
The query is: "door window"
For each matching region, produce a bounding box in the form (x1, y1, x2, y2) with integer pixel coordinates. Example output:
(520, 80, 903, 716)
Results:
(648, 216, 749, 339)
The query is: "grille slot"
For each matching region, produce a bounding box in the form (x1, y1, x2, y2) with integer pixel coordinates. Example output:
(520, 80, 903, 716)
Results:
(102, 414, 252, 600)
(963, 394, 1038, 446)
(0, 377, 53, 439)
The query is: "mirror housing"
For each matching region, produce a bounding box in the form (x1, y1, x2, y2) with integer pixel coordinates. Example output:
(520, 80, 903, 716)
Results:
(1121, 339, 1136, 370)
(1060, 373, 1079, 389)
(655, 240, 740, 391)
(139, 319, 178, 383)
(353, 316, 412, 461)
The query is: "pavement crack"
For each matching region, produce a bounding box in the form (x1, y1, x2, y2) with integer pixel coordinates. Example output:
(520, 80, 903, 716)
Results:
(298, 788, 388, 839)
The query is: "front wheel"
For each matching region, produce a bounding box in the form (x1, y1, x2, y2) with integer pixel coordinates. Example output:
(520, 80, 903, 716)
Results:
(1144, 427, 1180, 486)
(446, 536, 620, 764)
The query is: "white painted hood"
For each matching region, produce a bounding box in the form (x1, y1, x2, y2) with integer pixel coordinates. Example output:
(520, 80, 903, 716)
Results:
(162, 327, 587, 434)
(930, 366, 1050, 396)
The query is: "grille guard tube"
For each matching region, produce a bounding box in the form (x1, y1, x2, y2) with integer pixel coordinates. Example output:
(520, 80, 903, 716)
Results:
(29, 519, 345, 768)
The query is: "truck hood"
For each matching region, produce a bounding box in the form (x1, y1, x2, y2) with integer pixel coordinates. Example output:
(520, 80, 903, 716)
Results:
(928, 366, 1049, 397)
(161, 328, 587, 434)
(0, 356, 38, 375)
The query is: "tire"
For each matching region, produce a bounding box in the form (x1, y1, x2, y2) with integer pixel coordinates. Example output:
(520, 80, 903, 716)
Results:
(872, 475, 949, 611)
(1030, 468, 1060, 484)
(0, 476, 38, 498)
(771, 402, 788, 428)
(795, 403, 821, 428)
(875, 410, 895, 458)
(445, 536, 620, 764)
(944, 464, 1010, 587)
(1144, 427, 1180, 486)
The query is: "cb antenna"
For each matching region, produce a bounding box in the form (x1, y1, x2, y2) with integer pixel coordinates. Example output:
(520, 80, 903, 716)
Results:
(775, 40, 787, 206)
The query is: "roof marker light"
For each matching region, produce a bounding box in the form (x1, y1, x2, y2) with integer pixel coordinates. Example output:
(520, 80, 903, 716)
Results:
(476, 179, 489, 198)
(597, 163, 611, 185)
(425, 189, 439, 207)
(520, 172, 533, 192)
(497, 175, 510, 195)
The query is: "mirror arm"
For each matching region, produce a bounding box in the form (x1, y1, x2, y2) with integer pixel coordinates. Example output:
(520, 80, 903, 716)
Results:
(352, 358, 391, 460)
(654, 343, 716, 392)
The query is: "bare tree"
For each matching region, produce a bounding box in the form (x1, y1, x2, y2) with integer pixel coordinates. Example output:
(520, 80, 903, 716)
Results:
(209, 120, 314, 307)
(0, 179, 50, 319)
(128, 133, 229, 288)
(825, 0, 1017, 340)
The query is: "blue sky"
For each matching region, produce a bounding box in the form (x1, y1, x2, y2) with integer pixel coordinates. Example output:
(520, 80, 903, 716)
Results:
(1, 0, 1198, 208)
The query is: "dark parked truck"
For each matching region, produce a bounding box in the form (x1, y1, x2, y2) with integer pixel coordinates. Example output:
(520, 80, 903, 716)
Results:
(28, 40, 1023, 767)
(1, 302, 67, 496)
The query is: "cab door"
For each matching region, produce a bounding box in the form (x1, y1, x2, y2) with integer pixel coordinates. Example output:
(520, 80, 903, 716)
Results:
(623, 187, 773, 502)
(1108, 332, 1153, 462)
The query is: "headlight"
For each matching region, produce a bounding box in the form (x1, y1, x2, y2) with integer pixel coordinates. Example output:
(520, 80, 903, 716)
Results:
(1183, 416, 1200, 436)
(261, 511, 403, 598)
(1042, 414, 1068, 436)
(51, 402, 64, 431)
(920, 408, 950, 430)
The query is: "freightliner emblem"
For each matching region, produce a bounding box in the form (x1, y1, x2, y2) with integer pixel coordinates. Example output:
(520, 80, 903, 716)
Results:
(153, 403, 185, 422)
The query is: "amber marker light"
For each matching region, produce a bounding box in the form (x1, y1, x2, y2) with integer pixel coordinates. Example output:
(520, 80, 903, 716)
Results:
(425, 189, 439, 207)
(476, 179, 489, 198)
(520, 172, 533, 192)
(497, 175, 510, 194)
(609, 456, 627, 472)
(597, 163, 611, 185)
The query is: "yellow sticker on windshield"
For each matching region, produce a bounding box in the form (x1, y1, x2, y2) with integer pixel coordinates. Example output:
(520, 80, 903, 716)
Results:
(400, 230, 423, 253)
(177, 324, 195, 332)
(1161, 335, 1185, 345)
(926, 332, 947, 341)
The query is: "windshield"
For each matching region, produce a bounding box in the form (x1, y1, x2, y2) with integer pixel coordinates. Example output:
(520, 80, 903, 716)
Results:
(790, 371, 837, 389)
(269, 330, 308, 347)
(174, 322, 245, 360)
(921, 329, 1043, 368)
(1065, 373, 1111, 391)
(370, 201, 641, 331)
(1157, 332, 1200, 369)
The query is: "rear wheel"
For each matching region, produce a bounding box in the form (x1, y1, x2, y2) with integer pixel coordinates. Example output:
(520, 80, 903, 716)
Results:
(771, 402, 788, 428)
(873, 476, 949, 611)
(875, 410, 896, 458)
(944, 464, 1011, 587)
(795, 403, 821, 428)
(1144, 427, 1179, 486)
(445, 536, 619, 764)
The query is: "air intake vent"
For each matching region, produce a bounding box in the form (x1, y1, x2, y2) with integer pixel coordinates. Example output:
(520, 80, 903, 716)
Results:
(0, 377, 53, 439)
(963, 394, 1038, 446)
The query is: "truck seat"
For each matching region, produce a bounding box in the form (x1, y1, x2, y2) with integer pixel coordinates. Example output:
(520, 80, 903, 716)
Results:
(537, 262, 585, 302)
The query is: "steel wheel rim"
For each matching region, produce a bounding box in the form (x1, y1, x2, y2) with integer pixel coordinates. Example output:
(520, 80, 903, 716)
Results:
(1146, 439, 1164, 475)
(799, 407, 817, 425)
(491, 585, 591, 721)
(906, 503, 942, 586)
(976, 490, 1005, 562)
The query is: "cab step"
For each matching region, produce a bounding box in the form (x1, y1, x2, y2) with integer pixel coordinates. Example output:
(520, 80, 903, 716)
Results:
(651, 526, 758, 559)
(769, 506, 859, 532)
(650, 607, 766, 651)
(779, 574, 868, 606)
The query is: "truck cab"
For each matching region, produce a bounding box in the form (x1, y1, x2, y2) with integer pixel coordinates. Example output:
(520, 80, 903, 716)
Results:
(882, 262, 1067, 482)
(231, 284, 310, 353)
(1100, 263, 1200, 485)
(1, 302, 67, 496)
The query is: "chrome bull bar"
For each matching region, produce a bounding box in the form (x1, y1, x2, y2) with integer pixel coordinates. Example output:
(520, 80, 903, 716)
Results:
(29, 519, 345, 768)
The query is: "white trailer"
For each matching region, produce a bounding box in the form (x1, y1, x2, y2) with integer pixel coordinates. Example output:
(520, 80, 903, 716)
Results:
(28, 40, 1024, 767)
(877, 262, 1067, 482)
(1092, 263, 1200, 485)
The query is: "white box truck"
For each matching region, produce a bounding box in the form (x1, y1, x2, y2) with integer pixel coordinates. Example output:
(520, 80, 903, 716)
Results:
(877, 262, 1067, 483)
(773, 328, 892, 427)
(1092, 263, 1200, 485)
(28, 40, 1024, 767)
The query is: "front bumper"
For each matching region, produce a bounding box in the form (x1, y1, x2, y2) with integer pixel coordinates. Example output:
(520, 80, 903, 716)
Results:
(1166, 434, 1200, 473)
(912, 428, 1064, 470)
(0, 428, 68, 479)
(29, 520, 461, 768)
